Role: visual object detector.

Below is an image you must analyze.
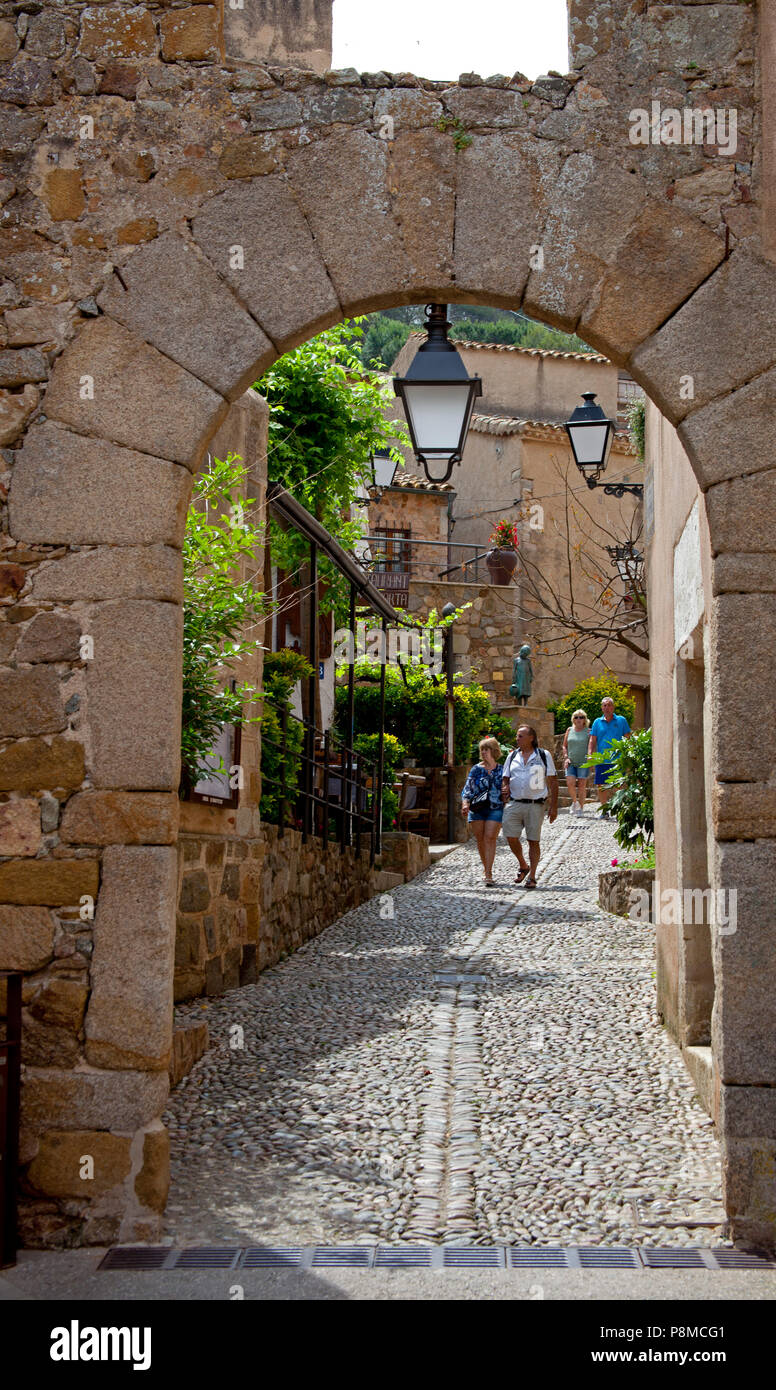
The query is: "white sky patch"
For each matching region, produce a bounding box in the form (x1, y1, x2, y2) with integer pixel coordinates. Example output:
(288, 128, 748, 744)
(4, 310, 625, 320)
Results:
(332, 0, 569, 82)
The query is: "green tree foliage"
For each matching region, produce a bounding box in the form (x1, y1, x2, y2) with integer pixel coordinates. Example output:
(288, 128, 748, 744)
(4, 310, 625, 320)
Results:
(259, 648, 313, 824)
(360, 315, 412, 371)
(181, 455, 265, 792)
(255, 321, 409, 623)
(590, 727, 653, 852)
(335, 660, 513, 767)
(355, 306, 592, 367)
(627, 397, 646, 462)
(547, 674, 636, 736)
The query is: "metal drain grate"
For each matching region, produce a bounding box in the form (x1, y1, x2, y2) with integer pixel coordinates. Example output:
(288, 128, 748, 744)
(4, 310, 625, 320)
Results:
(509, 1247, 567, 1268)
(712, 1250, 776, 1270)
(443, 1246, 505, 1268)
(242, 1248, 303, 1268)
(375, 1247, 433, 1268)
(97, 1244, 776, 1272)
(641, 1248, 706, 1268)
(579, 1247, 640, 1269)
(312, 1246, 373, 1267)
(176, 1247, 242, 1269)
(99, 1246, 172, 1271)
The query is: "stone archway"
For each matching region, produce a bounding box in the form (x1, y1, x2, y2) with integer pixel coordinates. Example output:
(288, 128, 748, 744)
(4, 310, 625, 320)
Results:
(3, 2, 776, 1249)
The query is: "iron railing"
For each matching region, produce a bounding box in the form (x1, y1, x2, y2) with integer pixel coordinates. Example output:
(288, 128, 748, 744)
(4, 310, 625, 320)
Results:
(362, 536, 490, 585)
(261, 710, 383, 864)
(0, 972, 21, 1270)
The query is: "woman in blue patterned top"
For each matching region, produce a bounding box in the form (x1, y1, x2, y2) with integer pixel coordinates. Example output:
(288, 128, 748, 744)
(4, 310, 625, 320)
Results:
(461, 736, 504, 887)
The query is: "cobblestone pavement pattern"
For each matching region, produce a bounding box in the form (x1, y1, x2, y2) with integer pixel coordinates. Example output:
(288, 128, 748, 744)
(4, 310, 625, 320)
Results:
(166, 813, 726, 1247)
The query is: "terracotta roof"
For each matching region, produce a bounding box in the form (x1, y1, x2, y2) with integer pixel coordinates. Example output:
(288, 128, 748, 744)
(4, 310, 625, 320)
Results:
(369, 473, 455, 493)
(403, 332, 609, 364)
(471, 413, 636, 454)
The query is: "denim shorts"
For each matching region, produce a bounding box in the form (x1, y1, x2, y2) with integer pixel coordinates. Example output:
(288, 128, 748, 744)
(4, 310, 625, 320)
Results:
(467, 807, 503, 823)
(566, 763, 588, 779)
(594, 760, 614, 786)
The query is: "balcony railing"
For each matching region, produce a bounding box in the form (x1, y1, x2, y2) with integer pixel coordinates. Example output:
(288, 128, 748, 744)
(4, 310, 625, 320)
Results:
(362, 536, 490, 587)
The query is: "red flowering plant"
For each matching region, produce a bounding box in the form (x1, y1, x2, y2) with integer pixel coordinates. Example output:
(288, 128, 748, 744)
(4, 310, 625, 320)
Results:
(489, 519, 519, 550)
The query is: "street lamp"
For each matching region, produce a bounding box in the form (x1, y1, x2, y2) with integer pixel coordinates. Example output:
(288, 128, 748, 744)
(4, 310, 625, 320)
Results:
(441, 601, 457, 843)
(606, 541, 644, 590)
(393, 304, 482, 484)
(564, 392, 643, 499)
(370, 449, 399, 498)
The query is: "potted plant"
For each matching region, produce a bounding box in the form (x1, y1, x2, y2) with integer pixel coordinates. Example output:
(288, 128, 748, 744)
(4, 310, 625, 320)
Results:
(485, 519, 519, 585)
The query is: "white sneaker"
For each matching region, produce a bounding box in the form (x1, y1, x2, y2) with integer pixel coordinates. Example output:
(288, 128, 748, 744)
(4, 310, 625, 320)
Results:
(571, 800, 579, 814)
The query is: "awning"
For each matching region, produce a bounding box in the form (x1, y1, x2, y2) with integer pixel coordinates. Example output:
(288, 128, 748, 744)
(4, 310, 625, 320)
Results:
(266, 480, 405, 627)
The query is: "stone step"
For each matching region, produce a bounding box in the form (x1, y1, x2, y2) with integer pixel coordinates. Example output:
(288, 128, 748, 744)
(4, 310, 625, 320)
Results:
(371, 869, 404, 892)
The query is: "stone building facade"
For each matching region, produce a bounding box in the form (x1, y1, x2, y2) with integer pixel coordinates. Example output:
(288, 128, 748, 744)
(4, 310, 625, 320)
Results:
(390, 337, 649, 722)
(1, 0, 776, 1250)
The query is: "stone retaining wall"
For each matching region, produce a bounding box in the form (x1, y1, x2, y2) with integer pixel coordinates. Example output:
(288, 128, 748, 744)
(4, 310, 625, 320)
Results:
(260, 824, 377, 962)
(598, 867, 655, 920)
(379, 830, 430, 882)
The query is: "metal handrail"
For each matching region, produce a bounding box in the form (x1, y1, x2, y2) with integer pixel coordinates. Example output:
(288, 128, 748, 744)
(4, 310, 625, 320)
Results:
(262, 709, 381, 864)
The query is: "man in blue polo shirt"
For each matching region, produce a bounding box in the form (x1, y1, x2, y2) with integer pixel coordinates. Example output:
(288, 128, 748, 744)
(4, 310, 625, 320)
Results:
(588, 697, 631, 817)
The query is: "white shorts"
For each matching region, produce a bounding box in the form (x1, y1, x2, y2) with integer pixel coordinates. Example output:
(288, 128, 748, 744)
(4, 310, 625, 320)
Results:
(502, 798, 547, 841)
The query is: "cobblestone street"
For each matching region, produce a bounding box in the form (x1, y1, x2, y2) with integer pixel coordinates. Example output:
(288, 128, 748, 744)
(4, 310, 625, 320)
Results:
(165, 813, 725, 1248)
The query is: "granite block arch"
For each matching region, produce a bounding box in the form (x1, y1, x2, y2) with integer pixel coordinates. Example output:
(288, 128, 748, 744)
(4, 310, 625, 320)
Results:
(2, 0, 776, 1248)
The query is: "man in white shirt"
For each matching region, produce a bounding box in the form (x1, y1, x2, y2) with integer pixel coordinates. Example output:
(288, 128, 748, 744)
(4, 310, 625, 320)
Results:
(501, 725, 558, 888)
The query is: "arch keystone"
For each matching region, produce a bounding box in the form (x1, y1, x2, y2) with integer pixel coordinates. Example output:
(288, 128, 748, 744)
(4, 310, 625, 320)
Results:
(286, 129, 415, 315)
(453, 132, 562, 308)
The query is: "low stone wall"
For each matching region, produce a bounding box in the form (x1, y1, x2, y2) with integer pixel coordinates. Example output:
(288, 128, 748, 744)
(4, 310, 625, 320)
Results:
(379, 831, 430, 881)
(598, 868, 654, 919)
(260, 824, 376, 960)
(174, 803, 263, 1003)
(175, 809, 389, 1002)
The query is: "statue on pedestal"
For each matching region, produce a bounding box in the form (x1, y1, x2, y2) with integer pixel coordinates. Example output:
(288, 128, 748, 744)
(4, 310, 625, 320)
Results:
(510, 643, 533, 705)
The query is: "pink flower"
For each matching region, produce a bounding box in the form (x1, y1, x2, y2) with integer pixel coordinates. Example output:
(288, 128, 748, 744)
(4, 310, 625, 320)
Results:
(611, 857, 618, 867)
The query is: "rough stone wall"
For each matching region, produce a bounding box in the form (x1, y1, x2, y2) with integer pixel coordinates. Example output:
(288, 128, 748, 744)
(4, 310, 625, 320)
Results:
(2, 0, 776, 1248)
(379, 829, 431, 881)
(174, 812, 263, 1003)
(259, 824, 376, 961)
(406, 578, 517, 704)
(224, 0, 332, 74)
(367, 483, 450, 576)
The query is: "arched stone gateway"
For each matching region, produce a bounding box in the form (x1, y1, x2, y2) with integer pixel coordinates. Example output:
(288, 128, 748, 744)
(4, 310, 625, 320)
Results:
(2, 3, 776, 1249)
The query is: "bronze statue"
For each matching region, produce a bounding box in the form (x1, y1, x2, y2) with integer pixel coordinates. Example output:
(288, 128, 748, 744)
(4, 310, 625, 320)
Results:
(510, 643, 533, 705)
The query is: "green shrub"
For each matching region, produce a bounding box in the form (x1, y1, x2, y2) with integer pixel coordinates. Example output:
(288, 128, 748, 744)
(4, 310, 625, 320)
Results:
(181, 454, 265, 792)
(259, 649, 313, 823)
(589, 727, 653, 853)
(548, 674, 635, 736)
(353, 731, 405, 829)
(334, 661, 509, 767)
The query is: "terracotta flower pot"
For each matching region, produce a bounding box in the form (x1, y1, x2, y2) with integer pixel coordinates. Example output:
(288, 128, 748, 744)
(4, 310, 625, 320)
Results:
(485, 547, 518, 585)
